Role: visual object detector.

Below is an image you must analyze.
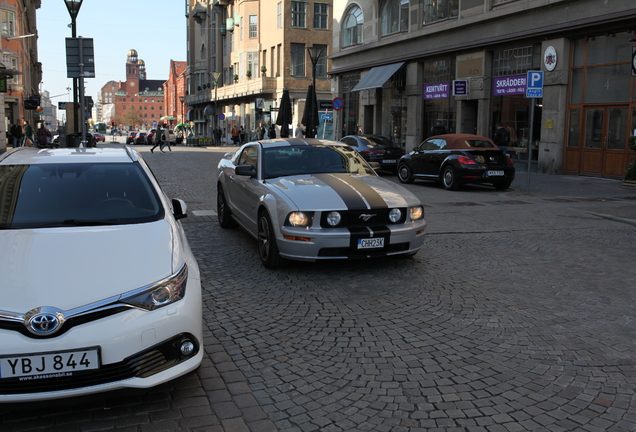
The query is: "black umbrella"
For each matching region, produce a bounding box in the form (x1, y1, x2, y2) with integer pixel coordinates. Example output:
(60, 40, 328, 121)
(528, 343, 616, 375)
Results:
(276, 89, 292, 138)
(301, 84, 319, 138)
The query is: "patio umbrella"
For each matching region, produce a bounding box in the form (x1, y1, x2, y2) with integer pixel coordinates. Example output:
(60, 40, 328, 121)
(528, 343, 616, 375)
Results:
(301, 84, 319, 138)
(276, 89, 292, 138)
(160, 115, 177, 121)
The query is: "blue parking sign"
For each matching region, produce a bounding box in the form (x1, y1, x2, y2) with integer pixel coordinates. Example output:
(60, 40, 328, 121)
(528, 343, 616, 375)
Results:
(525, 70, 544, 98)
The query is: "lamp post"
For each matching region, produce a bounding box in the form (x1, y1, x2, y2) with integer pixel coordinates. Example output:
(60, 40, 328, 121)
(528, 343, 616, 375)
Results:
(212, 72, 221, 131)
(64, 0, 83, 140)
(179, 95, 185, 122)
(306, 46, 324, 138)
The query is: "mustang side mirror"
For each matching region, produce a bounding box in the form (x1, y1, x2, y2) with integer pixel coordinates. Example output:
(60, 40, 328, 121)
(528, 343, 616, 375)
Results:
(172, 198, 188, 220)
(235, 165, 257, 177)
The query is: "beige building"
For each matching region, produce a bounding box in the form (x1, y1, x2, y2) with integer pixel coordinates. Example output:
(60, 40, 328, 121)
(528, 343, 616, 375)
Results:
(186, 0, 333, 141)
(330, 0, 636, 178)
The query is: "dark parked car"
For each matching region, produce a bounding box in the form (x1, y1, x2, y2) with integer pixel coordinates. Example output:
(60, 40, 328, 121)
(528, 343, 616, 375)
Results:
(397, 134, 515, 191)
(134, 132, 147, 145)
(126, 131, 138, 145)
(340, 135, 405, 174)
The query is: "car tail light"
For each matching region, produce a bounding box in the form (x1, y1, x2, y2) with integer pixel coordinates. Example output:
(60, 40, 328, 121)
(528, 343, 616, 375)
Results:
(458, 156, 476, 165)
(360, 150, 382, 155)
(506, 156, 514, 165)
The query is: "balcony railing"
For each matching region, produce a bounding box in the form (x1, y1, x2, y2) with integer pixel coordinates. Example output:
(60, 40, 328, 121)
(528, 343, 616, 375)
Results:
(185, 76, 279, 106)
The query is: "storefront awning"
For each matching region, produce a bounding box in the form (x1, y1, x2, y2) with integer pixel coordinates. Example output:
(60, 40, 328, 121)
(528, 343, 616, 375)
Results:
(203, 104, 215, 115)
(350, 62, 404, 92)
(186, 110, 194, 121)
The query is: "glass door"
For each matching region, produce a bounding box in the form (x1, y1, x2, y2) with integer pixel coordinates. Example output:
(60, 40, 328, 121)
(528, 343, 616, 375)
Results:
(582, 107, 628, 176)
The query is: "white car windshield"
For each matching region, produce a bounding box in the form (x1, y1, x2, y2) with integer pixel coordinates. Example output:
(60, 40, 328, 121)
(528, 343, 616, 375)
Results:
(0, 162, 163, 229)
(262, 145, 375, 179)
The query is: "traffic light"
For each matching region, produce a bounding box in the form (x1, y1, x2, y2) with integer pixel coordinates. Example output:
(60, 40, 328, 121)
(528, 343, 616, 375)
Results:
(111, 120, 115, 127)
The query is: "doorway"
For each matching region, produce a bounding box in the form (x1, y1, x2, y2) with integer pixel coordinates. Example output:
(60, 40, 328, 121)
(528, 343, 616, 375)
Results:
(581, 106, 628, 177)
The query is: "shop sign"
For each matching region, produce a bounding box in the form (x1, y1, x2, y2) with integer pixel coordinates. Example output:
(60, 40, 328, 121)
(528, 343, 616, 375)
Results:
(424, 82, 450, 99)
(544, 46, 557, 71)
(452, 80, 468, 96)
(493, 75, 526, 96)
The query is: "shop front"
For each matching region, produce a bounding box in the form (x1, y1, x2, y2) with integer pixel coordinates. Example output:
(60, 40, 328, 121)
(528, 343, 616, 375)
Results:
(565, 32, 635, 178)
(422, 59, 456, 139)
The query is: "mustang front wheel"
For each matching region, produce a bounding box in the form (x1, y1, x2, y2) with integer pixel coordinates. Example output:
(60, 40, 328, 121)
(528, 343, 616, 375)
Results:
(217, 185, 238, 228)
(258, 211, 283, 269)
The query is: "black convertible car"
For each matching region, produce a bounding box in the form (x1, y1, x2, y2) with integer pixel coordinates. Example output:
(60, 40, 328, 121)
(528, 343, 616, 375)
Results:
(397, 134, 515, 191)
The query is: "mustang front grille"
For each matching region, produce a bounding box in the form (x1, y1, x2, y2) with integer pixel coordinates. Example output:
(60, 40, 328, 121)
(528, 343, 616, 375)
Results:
(319, 208, 406, 228)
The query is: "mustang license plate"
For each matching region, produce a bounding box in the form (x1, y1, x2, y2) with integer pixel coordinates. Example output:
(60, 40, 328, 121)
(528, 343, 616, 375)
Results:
(382, 159, 397, 164)
(487, 170, 504, 176)
(358, 238, 385, 249)
(0, 348, 100, 379)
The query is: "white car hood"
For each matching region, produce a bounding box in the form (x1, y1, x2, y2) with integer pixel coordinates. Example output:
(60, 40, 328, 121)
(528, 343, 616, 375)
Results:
(266, 173, 419, 210)
(1, 221, 176, 312)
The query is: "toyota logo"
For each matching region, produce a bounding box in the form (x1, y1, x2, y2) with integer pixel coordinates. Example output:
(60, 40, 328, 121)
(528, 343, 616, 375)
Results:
(24, 307, 65, 336)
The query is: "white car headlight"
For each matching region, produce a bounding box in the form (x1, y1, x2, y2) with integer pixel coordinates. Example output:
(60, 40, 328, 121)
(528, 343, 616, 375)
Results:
(389, 208, 402, 223)
(288, 211, 312, 227)
(121, 264, 187, 311)
(326, 211, 341, 226)
(410, 205, 424, 221)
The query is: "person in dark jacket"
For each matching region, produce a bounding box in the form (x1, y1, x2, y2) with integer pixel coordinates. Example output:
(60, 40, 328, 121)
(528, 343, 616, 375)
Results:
(430, 121, 447, 136)
(150, 124, 164, 153)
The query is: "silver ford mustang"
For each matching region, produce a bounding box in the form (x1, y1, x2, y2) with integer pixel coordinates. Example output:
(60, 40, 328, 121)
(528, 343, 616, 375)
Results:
(217, 138, 426, 268)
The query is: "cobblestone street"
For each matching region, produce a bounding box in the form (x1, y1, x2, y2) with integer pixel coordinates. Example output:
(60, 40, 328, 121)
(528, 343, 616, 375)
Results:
(2, 145, 636, 432)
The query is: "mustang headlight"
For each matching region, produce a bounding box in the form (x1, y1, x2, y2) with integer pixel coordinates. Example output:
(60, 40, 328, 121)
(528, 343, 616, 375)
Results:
(287, 211, 313, 227)
(389, 208, 402, 223)
(121, 264, 188, 310)
(410, 205, 424, 221)
(326, 211, 341, 226)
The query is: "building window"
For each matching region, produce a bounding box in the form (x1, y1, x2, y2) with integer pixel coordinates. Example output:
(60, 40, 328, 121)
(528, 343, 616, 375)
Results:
(314, 3, 328, 29)
(313, 45, 327, 77)
(247, 52, 258, 77)
(249, 15, 257, 38)
(1, 10, 15, 37)
(423, 0, 458, 24)
(381, 0, 409, 36)
(290, 43, 305, 76)
(342, 6, 363, 48)
(493, 46, 533, 77)
(277, 2, 282, 28)
(291, 2, 306, 28)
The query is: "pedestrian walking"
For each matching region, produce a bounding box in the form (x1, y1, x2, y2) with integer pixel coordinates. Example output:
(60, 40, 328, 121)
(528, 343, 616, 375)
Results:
(36, 124, 51, 148)
(268, 123, 277, 139)
(294, 124, 305, 138)
(256, 122, 265, 140)
(430, 121, 447, 136)
(150, 124, 164, 153)
(231, 125, 239, 145)
(10, 122, 22, 148)
(493, 122, 510, 150)
(161, 127, 172, 152)
(23, 120, 34, 147)
(214, 126, 222, 146)
(239, 125, 247, 144)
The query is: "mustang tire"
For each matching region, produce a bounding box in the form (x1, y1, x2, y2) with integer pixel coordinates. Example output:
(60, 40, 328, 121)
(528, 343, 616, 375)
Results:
(217, 184, 238, 228)
(398, 164, 414, 184)
(258, 211, 283, 269)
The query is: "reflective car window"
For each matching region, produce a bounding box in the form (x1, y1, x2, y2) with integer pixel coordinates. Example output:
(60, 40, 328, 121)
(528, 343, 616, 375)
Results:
(419, 140, 442, 151)
(360, 136, 391, 147)
(262, 145, 375, 179)
(464, 139, 497, 148)
(238, 146, 259, 169)
(0, 163, 163, 229)
(341, 137, 357, 147)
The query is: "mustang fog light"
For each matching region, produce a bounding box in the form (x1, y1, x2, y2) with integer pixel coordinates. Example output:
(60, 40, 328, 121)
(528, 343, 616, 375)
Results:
(288, 211, 311, 227)
(410, 206, 424, 221)
(326, 211, 341, 226)
(180, 339, 195, 356)
(389, 208, 402, 223)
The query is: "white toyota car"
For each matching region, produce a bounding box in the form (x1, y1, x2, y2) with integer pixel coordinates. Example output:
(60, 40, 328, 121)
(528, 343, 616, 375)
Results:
(0, 146, 203, 402)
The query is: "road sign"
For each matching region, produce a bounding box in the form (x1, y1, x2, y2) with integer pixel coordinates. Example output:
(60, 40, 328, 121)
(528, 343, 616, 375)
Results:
(321, 114, 332, 120)
(525, 70, 544, 98)
(332, 97, 344, 111)
(255, 98, 264, 109)
(66, 37, 95, 78)
(58, 102, 67, 110)
(219, 113, 226, 121)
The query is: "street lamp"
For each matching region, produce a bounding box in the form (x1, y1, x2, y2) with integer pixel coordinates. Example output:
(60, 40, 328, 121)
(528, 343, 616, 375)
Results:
(179, 95, 185, 122)
(64, 0, 83, 140)
(212, 72, 221, 131)
(306, 46, 324, 138)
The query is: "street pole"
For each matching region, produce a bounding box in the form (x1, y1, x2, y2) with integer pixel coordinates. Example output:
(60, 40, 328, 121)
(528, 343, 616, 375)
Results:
(212, 72, 221, 133)
(79, 36, 86, 148)
(526, 98, 535, 195)
(306, 47, 323, 139)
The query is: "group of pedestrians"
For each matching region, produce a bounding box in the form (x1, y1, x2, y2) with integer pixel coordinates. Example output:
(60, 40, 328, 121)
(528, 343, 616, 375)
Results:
(9, 120, 52, 148)
(149, 125, 172, 153)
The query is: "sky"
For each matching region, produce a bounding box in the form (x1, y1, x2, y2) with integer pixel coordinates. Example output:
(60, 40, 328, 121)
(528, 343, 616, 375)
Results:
(37, 0, 188, 120)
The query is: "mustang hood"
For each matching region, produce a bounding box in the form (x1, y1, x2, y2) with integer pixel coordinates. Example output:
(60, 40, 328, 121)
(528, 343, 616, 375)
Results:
(267, 173, 419, 210)
(1, 221, 177, 311)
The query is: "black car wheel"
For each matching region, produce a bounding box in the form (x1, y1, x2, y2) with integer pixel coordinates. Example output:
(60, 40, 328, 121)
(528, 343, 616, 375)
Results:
(494, 181, 512, 191)
(217, 185, 238, 228)
(397, 164, 414, 184)
(258, 211, 283, 269)
(441, 165, 460, 191)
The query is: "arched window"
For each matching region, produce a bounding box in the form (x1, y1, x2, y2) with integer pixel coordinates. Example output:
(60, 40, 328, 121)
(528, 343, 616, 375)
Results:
(381, 0, 409, 36)
(342, 6, 363, 48)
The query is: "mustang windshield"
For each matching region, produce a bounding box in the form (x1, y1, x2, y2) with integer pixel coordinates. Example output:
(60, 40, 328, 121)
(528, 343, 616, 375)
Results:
(0, 162, 164, 229)
(262, 145, 375, 179)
